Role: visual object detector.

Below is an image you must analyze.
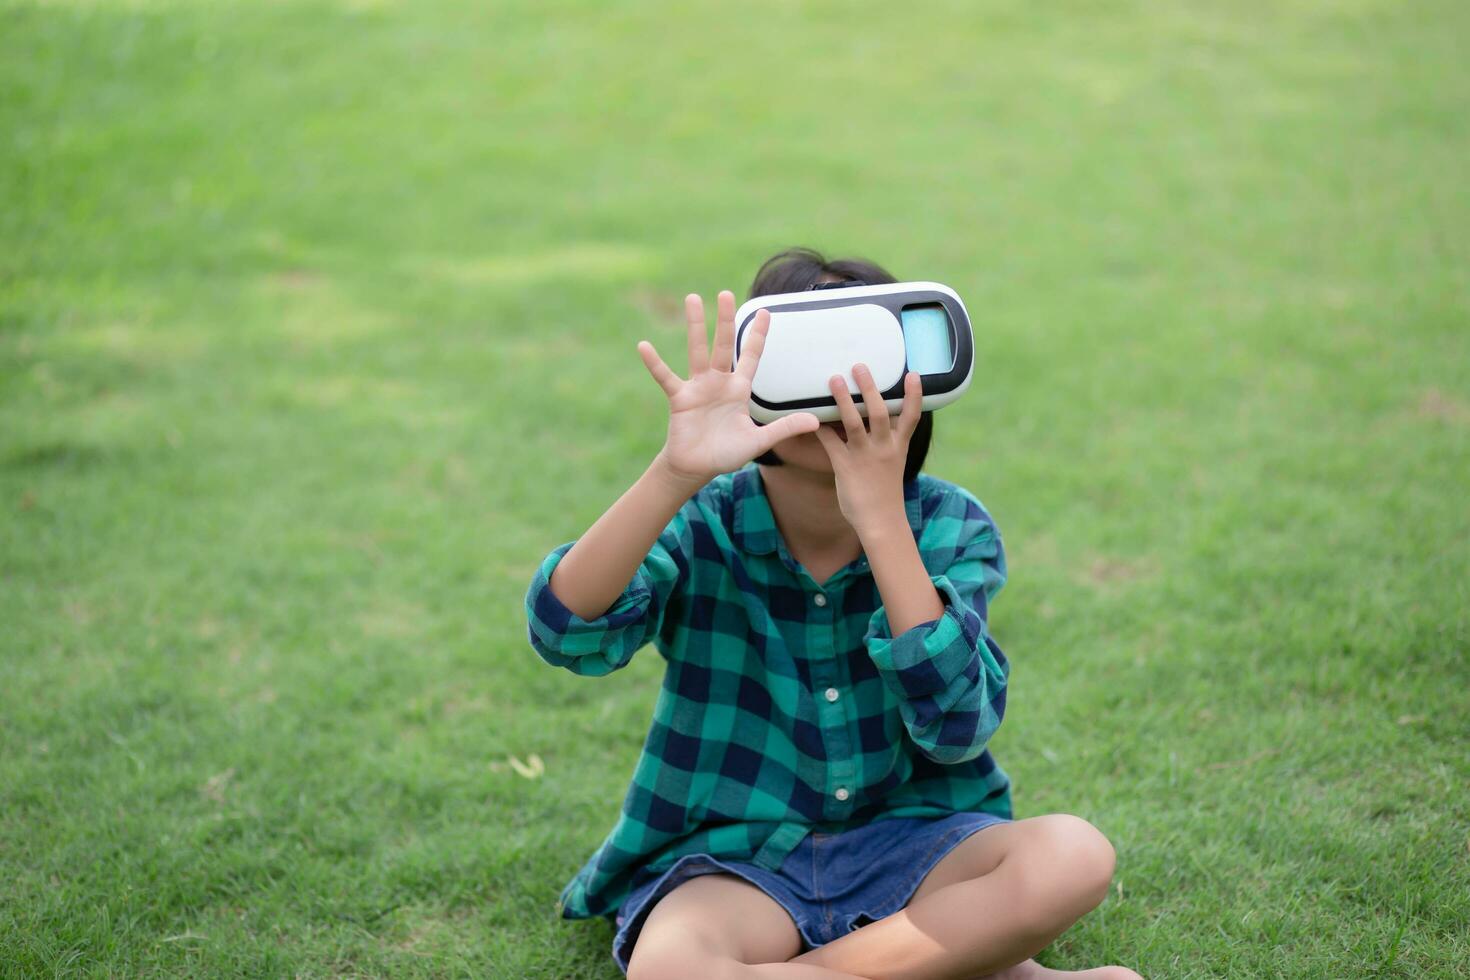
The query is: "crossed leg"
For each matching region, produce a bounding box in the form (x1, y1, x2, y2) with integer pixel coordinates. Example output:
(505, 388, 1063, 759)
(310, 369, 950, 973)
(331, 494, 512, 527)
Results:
(624, 873, 856, 980)
(624, 814, 1141, 980)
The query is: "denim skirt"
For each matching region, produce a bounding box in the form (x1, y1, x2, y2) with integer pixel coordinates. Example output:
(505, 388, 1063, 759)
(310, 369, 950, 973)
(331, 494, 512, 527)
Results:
(611, 809, 1009, 973)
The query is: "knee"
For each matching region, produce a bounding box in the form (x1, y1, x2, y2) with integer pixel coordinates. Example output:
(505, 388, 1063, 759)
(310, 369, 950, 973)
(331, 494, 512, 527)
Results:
(1017, 814, 1116, 916)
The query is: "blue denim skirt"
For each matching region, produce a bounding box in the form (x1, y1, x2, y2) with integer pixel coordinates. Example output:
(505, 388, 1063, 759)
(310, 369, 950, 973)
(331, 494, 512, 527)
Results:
(611, 810, 1009, 973)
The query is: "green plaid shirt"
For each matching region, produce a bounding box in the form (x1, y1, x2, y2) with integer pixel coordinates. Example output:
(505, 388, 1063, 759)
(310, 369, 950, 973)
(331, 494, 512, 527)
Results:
(524, 461, 1011, 921)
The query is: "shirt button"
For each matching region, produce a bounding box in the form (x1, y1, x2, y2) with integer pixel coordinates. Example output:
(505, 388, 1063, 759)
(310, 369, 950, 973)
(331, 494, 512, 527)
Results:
(813, 593, 827, 607)
(834, 787, 850, 801)
(824, 687, 839, 702)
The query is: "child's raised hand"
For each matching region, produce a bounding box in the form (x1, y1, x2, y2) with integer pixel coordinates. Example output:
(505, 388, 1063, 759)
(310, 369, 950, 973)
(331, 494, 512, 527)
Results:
(639, 289, 820, 485)
(812, 362, 923, 536)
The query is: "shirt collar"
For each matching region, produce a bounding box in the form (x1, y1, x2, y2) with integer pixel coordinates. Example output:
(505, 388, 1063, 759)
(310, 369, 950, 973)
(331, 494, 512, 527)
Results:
(732, 462, 924, 556)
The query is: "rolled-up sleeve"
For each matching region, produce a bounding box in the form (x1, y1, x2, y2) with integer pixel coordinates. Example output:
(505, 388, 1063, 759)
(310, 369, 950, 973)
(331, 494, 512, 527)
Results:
(524, 510, 690, 676)
(863, 501, 1008, 764)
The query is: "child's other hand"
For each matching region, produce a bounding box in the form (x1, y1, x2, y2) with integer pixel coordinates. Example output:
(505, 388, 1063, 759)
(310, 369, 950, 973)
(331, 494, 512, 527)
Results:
(813, 363, 923, 536)
(639, 290, 820, 485)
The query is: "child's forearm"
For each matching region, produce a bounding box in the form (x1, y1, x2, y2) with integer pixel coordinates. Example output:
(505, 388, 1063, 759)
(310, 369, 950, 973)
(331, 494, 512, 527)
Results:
(545, 450, 705, 622)
(861, 513, 946, 635)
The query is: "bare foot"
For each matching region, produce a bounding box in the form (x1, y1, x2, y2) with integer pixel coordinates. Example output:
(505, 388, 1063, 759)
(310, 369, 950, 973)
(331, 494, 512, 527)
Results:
(982, 959, 1143, 980)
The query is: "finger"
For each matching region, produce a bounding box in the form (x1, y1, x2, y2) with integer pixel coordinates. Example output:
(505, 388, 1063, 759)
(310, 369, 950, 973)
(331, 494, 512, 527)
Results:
(638, 340, 682, 398)
(684, 293, 709, 375)
(711, 290, 735, 373)
(853, 363, 891, 439)
(754, 412, 820, 456)
(735, 309, 771, 381)
(896, 370, 923, 440)
(829, 370, 865, 440)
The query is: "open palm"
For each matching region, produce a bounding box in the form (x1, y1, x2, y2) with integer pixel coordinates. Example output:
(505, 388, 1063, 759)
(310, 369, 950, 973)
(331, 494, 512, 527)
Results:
(639, 290, 820, 484)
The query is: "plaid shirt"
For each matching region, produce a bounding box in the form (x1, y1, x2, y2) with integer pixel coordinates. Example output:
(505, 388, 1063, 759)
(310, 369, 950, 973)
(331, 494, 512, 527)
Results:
(523, 460, 1011, 921)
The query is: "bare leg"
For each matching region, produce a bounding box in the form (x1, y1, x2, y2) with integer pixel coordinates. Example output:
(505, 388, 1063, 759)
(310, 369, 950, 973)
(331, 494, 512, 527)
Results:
(786, 814, 1141, 980)
(625, 873, 869, 980)
(906, 819, 1140, 980)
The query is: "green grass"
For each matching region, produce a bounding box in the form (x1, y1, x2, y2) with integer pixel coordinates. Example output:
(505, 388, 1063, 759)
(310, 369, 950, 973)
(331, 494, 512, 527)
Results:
(3, 0, 1468, 975)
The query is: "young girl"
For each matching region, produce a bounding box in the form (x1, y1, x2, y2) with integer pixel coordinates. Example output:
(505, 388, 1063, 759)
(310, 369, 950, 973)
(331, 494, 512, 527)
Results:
(524, 248, 1140, 979)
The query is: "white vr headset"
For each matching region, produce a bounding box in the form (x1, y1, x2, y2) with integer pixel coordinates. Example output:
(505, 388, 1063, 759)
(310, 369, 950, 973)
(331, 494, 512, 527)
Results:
(733, 280, 974, 424)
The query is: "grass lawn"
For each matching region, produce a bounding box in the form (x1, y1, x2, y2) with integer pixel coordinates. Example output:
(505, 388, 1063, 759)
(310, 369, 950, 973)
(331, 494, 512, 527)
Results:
(3, 0, 1468, 975)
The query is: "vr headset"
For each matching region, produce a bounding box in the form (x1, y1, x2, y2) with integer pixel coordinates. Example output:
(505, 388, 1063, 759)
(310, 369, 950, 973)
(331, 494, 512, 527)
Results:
(733, 280, 974, 424)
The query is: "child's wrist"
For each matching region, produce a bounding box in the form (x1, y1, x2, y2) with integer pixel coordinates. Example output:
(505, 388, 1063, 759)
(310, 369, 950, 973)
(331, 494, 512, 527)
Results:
(650, 449, 710, 498)
(850, 494, 910, 541)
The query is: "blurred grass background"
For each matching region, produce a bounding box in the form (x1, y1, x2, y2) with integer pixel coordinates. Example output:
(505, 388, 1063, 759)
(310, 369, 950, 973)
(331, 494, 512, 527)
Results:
(3, 0, 1468, 975)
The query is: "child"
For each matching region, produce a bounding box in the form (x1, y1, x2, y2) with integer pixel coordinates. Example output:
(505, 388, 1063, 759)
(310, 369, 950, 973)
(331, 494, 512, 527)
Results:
(524, 248, 1140, 979)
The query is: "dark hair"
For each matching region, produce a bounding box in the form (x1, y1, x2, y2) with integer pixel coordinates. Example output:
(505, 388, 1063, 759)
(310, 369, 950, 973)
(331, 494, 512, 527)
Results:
(748, 247, 933, 483)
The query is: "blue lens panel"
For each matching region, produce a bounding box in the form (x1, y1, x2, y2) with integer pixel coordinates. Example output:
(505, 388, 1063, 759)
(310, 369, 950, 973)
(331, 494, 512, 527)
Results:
(900, 305, 953, 375)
